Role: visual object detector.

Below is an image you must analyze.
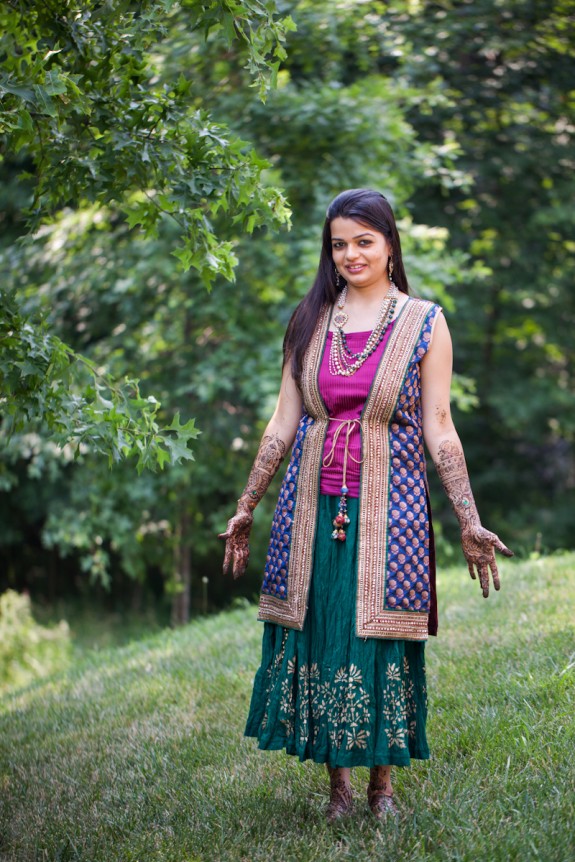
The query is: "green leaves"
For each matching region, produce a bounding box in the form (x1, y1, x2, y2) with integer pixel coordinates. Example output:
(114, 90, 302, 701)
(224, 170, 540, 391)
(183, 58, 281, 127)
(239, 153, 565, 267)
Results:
(182, 0, 296, 99)
(161, 413, 200, 466)
(0, 1, 292, 266)
(0, 289, 199, 473)
(0, 0, 293, 471)
(0, 0, 293, 285)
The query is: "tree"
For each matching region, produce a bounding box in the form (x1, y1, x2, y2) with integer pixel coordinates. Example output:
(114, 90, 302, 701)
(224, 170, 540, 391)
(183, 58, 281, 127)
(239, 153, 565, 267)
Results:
(0, 0, 293, 470)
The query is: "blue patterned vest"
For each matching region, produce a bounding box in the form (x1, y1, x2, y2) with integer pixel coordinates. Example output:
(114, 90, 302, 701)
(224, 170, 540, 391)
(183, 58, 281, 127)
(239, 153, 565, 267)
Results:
(258, 297, 441, 641)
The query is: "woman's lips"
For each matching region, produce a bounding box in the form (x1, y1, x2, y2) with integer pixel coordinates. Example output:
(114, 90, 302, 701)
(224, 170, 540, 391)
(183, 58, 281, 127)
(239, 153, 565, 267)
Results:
(346, 264, 366, 273)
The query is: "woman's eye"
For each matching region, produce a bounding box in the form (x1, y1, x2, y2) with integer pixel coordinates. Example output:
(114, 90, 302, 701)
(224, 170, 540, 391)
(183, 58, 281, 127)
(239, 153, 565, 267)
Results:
(359, 240, 372, 246)
(332, 242, 344, 249)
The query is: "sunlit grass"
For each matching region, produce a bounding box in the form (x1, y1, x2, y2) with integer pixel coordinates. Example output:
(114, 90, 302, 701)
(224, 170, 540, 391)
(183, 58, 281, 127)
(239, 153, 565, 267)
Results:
(1, 555, 574, 861)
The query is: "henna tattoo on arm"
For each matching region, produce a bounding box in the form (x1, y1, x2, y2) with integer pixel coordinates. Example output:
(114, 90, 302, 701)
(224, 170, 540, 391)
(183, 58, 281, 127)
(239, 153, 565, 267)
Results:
(433, 440, 479, 530)
(435, 404, 448, 425)
(433, 439, 513, 597)
(219, 432, 287, 579)
(238, 433, 287, 511)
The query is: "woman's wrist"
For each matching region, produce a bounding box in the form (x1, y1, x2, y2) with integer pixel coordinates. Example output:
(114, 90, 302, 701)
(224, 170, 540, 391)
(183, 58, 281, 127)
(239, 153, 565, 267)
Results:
(237, 492, 258, 512)
(455, 496, 480, 530)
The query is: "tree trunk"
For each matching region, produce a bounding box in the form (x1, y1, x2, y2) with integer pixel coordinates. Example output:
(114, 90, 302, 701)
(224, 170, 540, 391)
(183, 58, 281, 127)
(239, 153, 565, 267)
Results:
(170, 509, 191, 626)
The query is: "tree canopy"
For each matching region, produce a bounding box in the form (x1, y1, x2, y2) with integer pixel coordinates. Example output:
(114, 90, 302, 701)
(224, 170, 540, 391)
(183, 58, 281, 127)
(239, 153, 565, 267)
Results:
(1, 0, 293, 470)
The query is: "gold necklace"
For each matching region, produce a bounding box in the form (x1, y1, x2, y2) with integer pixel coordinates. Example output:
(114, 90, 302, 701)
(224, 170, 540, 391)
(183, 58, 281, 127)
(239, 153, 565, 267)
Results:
(329, 283, 399, 376)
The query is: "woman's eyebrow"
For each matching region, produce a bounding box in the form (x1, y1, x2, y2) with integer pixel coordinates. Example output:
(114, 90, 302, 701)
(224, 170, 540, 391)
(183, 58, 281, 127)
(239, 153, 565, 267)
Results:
(331, 232, 375, 241)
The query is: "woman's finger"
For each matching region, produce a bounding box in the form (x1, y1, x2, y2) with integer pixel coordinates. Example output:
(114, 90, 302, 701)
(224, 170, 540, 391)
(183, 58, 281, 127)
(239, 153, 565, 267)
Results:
(233, 549, 248, 580)
(492, 535, 514, 557)
(467, 560, 477, 580)
(490, 558, 501, 591)
(223, 542, 234, 575)
(478, 564, 489, 597)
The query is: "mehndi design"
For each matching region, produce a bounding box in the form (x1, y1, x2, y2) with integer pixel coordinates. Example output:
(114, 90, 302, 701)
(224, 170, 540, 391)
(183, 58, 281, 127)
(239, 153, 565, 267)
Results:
(219, 433, 287, 579)
(326, 766, 353, 822)
(238, 433, 287, 510)
(434, 440, 513, 597)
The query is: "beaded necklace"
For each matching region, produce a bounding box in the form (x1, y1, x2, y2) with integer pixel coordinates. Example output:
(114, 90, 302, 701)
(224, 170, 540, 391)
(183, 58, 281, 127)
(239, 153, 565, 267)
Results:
(329, 282, 398, 377)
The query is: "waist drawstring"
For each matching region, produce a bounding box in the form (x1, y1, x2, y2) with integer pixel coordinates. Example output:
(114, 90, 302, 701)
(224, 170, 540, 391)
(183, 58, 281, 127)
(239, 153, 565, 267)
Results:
(322, 418, 364, 542)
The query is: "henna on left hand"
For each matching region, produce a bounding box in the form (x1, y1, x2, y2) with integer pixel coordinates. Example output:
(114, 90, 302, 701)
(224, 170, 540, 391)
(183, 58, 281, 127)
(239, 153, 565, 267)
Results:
(434, 439, 513, 597)
(461, 524, 513, 597)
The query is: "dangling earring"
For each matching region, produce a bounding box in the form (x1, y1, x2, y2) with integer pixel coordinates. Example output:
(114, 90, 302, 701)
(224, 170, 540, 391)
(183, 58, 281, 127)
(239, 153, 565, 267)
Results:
(334, 266, 342, 288)
(388, 256, 394, 280)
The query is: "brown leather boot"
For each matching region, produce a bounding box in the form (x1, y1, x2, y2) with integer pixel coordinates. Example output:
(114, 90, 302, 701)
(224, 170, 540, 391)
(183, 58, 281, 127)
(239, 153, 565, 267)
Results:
(326, 766, 353, 823)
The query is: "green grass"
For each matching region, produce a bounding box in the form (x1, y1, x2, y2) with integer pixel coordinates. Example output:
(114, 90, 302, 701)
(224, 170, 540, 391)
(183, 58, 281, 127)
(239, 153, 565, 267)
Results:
(1, 555, 574, 862)
(34, 599, 169, 653)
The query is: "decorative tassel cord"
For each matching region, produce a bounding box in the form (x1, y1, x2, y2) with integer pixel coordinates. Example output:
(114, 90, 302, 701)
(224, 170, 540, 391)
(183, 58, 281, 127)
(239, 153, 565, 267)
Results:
(322, 418, 364, 541)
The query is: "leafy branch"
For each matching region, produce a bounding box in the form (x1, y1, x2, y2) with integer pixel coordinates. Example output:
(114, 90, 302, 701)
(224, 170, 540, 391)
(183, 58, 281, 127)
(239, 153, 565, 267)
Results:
(0, 0, 294, 469)
(0, 290, 199, 472)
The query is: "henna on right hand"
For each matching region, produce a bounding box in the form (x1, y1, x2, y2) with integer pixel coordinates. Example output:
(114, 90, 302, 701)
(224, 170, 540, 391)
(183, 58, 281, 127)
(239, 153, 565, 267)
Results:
(218, 508, 253, 580)
(239, 433, 287, 509)
(219, 431, 287, 580)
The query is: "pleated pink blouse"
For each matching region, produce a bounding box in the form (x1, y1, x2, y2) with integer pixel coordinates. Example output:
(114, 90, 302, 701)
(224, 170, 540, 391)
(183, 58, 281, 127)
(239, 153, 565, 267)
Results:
(319, 321, 396, 498)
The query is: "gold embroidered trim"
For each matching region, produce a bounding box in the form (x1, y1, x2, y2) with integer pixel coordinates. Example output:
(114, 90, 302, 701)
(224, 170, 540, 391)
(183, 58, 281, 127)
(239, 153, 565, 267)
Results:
(258, 305, 332, 629)
(356, 299, 434, 640)
(302, 304, 332, 419)
(361, 609, 429, 641)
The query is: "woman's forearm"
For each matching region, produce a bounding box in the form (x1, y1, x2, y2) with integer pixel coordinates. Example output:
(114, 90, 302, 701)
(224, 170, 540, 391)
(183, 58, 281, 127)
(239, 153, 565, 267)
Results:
(420, 315, 512, 597)
(236, 361, 302, 513)
(238, 430, 288, 511)
(221, 422, 294, 579)
(428, 432, 481, 531)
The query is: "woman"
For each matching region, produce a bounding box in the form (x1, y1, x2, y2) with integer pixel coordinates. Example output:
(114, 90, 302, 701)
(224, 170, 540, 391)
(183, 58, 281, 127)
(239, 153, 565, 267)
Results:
(219, 189, 512, 822)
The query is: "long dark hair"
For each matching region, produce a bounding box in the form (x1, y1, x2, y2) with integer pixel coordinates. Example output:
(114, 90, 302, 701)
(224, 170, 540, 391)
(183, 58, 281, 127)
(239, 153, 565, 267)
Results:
(283, 188, 409, 387)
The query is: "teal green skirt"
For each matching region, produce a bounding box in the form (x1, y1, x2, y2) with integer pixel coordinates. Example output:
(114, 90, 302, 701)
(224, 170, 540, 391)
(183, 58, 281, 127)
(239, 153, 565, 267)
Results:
(245, 495, 430, 767)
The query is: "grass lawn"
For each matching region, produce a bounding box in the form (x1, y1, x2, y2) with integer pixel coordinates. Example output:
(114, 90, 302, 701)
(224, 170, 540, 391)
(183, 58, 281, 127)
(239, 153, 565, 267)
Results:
(1, 554, 574, 862)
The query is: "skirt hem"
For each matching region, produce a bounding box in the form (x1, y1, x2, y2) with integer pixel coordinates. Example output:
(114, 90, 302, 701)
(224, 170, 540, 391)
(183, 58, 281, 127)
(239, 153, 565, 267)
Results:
(244, 730, 430, 767)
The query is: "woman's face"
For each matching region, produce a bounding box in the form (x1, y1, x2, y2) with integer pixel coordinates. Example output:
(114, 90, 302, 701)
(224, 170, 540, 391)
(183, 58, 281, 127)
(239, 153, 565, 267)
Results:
(330, 217, 391, 290)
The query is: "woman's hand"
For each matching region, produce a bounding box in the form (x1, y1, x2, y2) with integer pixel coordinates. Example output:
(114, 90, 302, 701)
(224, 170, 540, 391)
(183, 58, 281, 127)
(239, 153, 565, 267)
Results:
(218, 362, 302, 581)
(460, 525, 513, 597)
(219, 507, 254, 580)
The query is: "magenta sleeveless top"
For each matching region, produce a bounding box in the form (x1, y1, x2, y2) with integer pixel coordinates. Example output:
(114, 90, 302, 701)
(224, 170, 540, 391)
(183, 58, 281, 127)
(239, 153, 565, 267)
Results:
(319, 322, 396, 497)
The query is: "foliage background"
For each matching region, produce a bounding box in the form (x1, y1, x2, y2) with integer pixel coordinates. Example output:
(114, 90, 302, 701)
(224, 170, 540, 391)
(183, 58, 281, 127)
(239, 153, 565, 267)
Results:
(1, 0, 574, 623)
